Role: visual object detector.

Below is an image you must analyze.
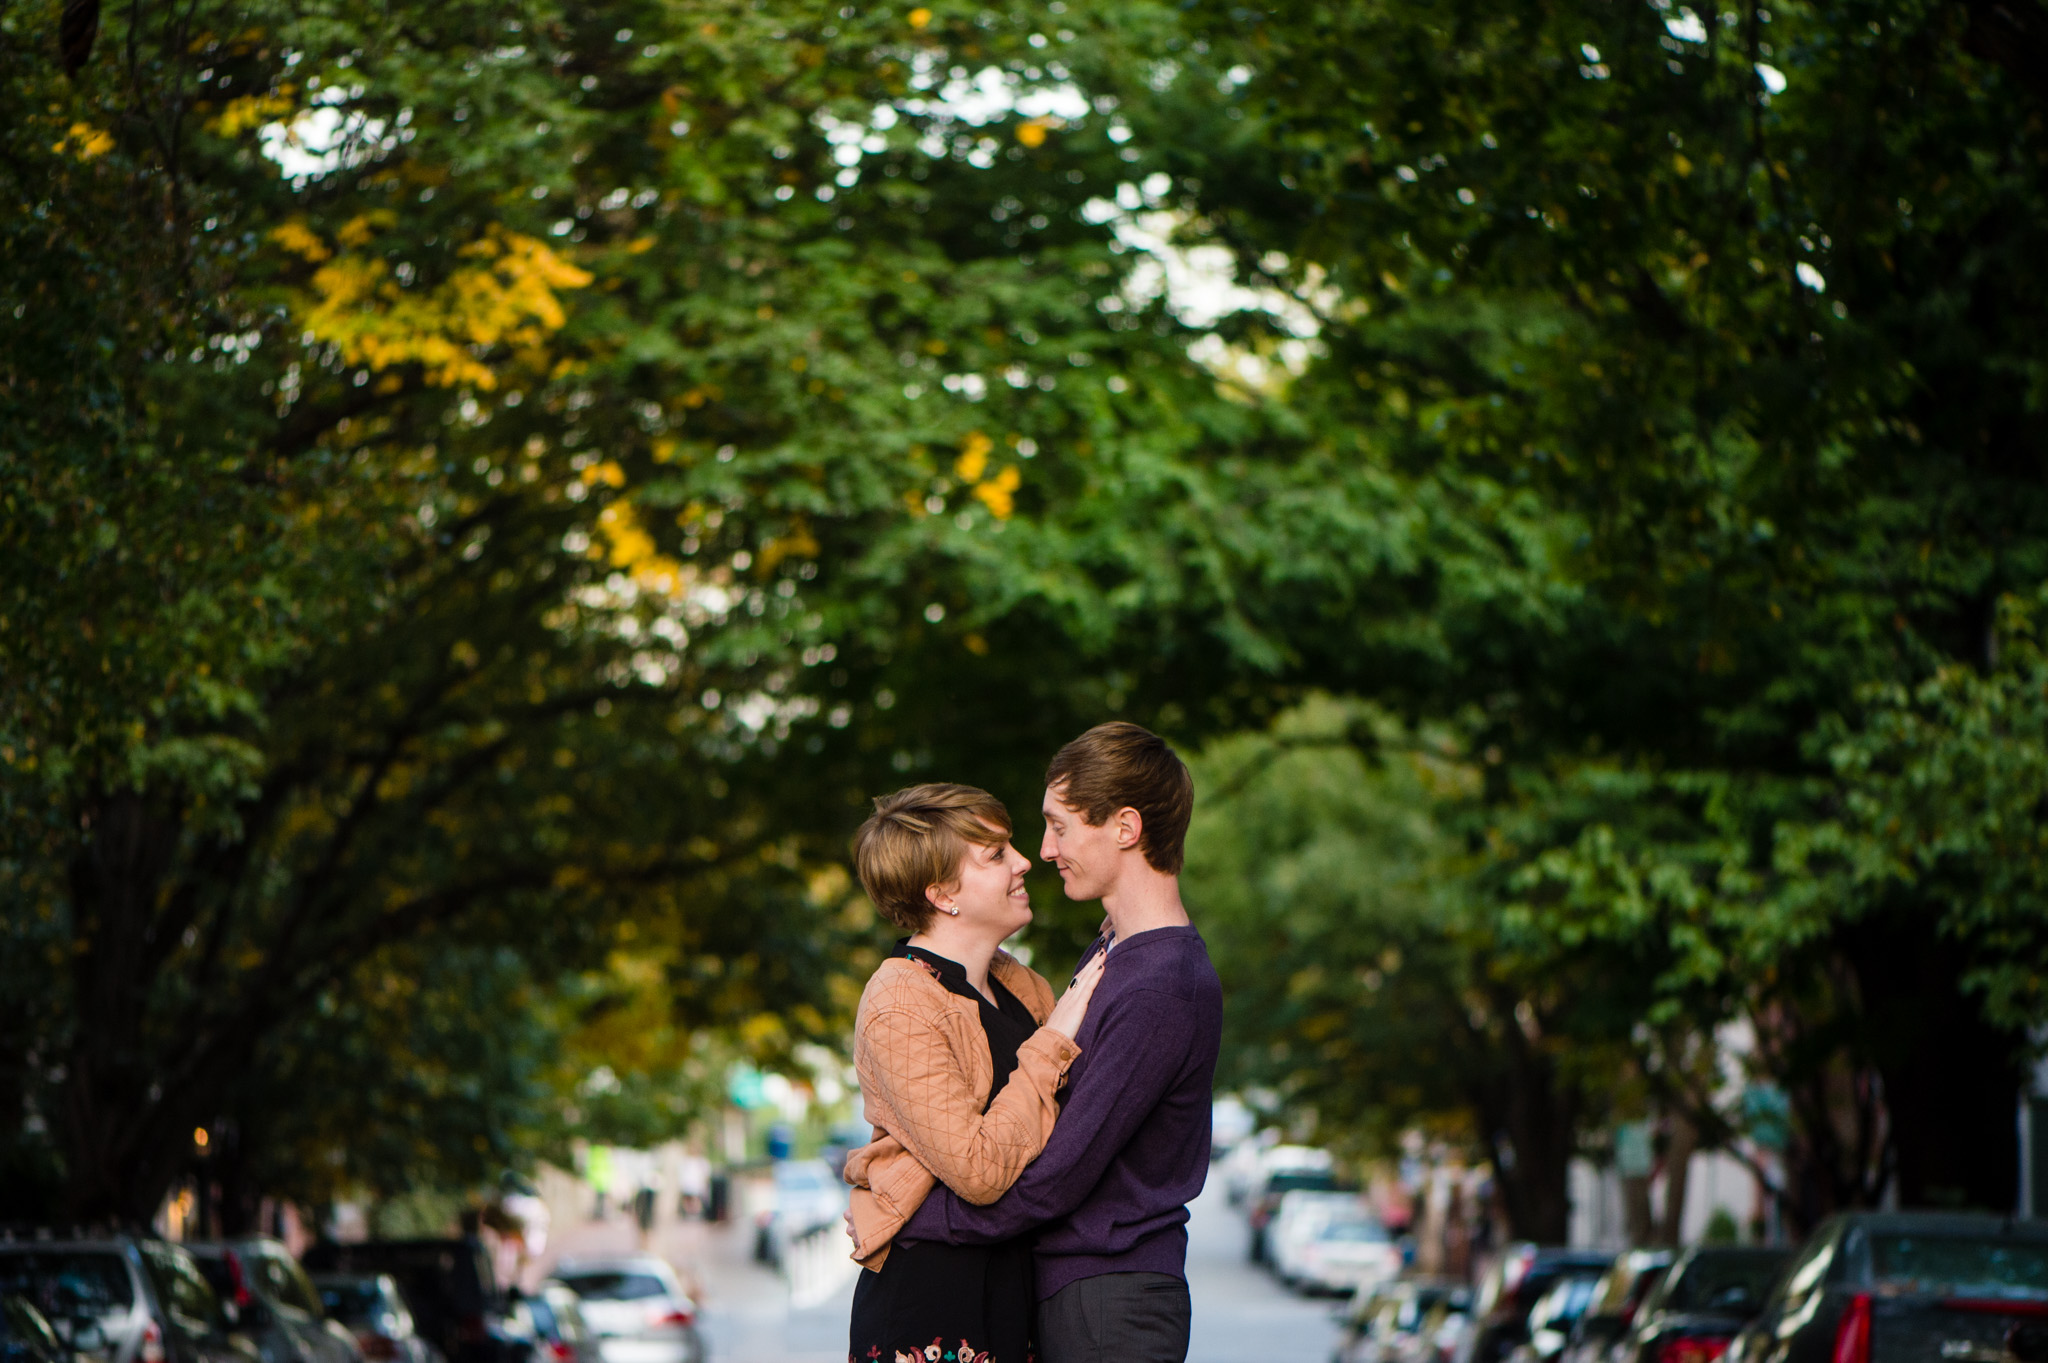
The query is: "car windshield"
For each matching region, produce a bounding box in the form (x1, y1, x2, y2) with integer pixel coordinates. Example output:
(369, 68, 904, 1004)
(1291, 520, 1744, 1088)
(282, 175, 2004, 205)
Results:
(0, 1252, 135, 1317)
(317, 1282, 387, 1326)
(1321, 1221, 1391, 1243)
(556, 1273, 666, 1302)
(1661, 1253, 1786, 1314)
(1868, 1234, 2048, 1301)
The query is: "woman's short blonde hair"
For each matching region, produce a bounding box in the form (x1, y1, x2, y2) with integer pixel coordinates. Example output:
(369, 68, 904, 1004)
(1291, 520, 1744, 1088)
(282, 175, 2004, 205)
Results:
(854, 783, 1012, 933)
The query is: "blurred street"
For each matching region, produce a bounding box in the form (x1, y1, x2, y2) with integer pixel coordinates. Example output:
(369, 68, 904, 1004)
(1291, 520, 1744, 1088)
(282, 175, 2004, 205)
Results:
(539, 1173, 1342, 1363)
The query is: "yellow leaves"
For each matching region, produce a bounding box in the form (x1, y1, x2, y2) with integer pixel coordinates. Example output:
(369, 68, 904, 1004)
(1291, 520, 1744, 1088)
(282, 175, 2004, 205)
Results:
(1015, 117, 1059, 148)
(588, 460, 627, 488)
(1672, 152, 1694, 177)
(450, 639, 480, 669)
(758, 520, 820, 572)
(270, 220, 331, 262)
(973, 466, 1020, 518)
(297, 225, 593, 390)
(594, 498, 689, 596)
(756, 304, 776, 320)
(954, 430, 993, 482)
(336, 210, 396, 247)
(948, 431, 1020, 517)
(208, 91, 295, 137)
(52, 123, 114, 160)
(624, 236, 656, 254)
(909, 6, 932, 26)
(789, 354, 808, 373)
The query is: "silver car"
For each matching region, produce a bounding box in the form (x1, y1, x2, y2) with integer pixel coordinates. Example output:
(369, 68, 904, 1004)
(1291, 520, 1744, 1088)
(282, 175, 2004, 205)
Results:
(547, 1261, 699, 1363)
(0, 1237, 251, 1363)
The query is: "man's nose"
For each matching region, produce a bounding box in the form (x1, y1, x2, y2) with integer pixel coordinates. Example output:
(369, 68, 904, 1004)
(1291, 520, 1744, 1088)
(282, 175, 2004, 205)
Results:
(1040, 829, 1058, 861)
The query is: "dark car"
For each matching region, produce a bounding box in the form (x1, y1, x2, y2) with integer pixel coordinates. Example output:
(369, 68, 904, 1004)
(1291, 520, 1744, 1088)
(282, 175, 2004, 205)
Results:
(1620, 1246, 1789, 1363)
(299, 1243, 524, 1363)
(1726, 1212, 2048, 1363)
(1561, 1250, 1672, 1363)
(1, 1297, 70, 1363)
(1459, 1246, 1616, 1363)
(509, 1286, 598, 1363)
(188, 1241, 360, 1363)
(0, 1238, 250, 1363)
(311, 1275, 435, 1363)
(1335, 1279, 1473, 1363)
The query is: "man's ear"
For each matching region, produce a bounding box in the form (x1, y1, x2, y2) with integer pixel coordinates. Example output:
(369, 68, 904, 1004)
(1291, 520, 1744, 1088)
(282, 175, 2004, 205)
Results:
(1114, 806, 1144, 851)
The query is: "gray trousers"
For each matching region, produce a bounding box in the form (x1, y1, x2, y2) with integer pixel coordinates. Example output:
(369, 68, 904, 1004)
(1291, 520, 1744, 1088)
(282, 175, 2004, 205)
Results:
(1036, 1272, 1192, 1363)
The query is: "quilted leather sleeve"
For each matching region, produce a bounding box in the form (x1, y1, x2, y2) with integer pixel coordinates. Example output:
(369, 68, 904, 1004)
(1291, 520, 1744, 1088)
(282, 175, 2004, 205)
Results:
(854, 1006, 1081, 1206)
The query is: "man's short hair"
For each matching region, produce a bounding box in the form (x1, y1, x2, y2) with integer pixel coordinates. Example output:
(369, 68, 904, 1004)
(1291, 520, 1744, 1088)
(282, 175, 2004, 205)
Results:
(853, 783, 1012, 934)
(1045, 721, 1194, 875)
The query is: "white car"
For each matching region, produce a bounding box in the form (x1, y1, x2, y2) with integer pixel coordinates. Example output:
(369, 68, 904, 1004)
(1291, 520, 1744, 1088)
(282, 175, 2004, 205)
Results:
(549, 1258, 701, 1363)
(1289, 1217, 1403, 1296)
(1268, 1190, 1367, 1283)
(753, 1159, 849, 1268)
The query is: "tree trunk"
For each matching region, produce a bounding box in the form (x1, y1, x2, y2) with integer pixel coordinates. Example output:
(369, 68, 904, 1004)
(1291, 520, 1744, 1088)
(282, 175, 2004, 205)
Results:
(1844, 907, 2025, 1211)
(1657, 1113, 1697, 1245)
(1471, 1009, 1579, 1243)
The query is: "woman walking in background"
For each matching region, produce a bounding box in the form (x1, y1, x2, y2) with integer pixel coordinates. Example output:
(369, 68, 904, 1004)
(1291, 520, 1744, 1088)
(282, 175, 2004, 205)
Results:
(843, 783, 1105, 1363)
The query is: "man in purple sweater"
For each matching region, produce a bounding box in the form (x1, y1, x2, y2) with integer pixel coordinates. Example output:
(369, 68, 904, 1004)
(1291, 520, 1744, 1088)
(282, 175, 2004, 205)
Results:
(898, 721, 1223, 1363)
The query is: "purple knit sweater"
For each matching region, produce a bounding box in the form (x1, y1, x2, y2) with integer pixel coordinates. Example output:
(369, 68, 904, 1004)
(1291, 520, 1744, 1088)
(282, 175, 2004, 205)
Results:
(898, 924, 1223, 1301)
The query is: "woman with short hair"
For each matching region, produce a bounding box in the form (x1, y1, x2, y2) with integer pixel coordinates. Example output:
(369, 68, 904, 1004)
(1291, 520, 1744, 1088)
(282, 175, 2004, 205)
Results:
(843, 782, 1105, 1363)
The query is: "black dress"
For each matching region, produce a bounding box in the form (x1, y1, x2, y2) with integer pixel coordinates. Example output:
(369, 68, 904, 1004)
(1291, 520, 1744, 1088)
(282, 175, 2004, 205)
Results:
(849, 943, 1040, 1363)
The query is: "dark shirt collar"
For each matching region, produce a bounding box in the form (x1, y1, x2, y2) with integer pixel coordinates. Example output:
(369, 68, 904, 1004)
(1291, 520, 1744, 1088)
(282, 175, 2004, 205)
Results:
(896, 939, 969, 982)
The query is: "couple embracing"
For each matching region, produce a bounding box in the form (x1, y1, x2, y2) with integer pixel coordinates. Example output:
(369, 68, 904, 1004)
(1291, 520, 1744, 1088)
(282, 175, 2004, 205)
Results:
(841, 722, 1222, 1363)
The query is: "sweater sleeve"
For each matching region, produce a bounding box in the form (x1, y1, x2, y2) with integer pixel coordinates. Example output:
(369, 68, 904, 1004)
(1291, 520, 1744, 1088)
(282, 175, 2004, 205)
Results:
(855, 1005, 1081, 1206)
(904, 987, 1191, 1245)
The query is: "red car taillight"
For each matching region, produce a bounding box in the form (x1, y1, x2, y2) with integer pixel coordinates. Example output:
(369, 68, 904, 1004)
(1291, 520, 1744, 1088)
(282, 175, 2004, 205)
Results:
(358, 1334, 400, 1360)
(648, 1308, 695, 1329)
(547, 1342, 575, 1361)
(139, 1322, 166, 1363)
(223, 1252, 254, 1309)
(1657, 1336, 1729, 1363)
(1831, 1293, 1872, 1363)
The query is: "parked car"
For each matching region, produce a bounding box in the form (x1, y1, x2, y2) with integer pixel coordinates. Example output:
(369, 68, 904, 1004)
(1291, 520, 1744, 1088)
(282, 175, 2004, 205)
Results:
(548, 1259, 699, 1363)
(1271, 1192, 1371, 1285)
(1249, 1151, 1343, 1264)
(1269, 1195, 1402, 1296)
(1726, 1213, 2048, 1363)
(187, 1241, 359, 1363)
(1459, 1246, 1615, 1363)
(751, 1160, 848, 1268)
(311, 1275, 436, 1363)
(1, 1297, 71, 1363)
(299, 1241, 522, 1363)
(1615, 1246, 1788, 1363)
(1560, 1250, 1672, 1363)
(506, 1286, 597, 1363)
(1511, 1272, 1606, 1363)
(0, 1238, 251, 1363)
(1335, 1279, 1473, 1363)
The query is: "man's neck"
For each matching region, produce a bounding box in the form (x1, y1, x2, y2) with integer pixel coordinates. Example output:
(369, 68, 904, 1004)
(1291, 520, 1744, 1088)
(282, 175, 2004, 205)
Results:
(1099, 863, 1190, 942)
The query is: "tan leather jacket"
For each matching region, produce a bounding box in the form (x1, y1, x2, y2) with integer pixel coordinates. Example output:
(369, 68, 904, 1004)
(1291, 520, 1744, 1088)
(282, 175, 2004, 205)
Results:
(842, 951, 1080, 1269)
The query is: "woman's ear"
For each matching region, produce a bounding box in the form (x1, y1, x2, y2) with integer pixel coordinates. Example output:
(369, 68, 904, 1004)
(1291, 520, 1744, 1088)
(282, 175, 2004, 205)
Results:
(925, 882, 958, 917)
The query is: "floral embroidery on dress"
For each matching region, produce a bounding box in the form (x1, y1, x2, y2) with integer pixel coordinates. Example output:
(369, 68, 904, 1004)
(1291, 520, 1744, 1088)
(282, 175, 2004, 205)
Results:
(889, 1339, 990, 1363)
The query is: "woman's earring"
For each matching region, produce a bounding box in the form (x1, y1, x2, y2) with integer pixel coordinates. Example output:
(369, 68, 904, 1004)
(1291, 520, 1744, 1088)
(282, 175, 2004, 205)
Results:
(943, 905, 960, 916)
